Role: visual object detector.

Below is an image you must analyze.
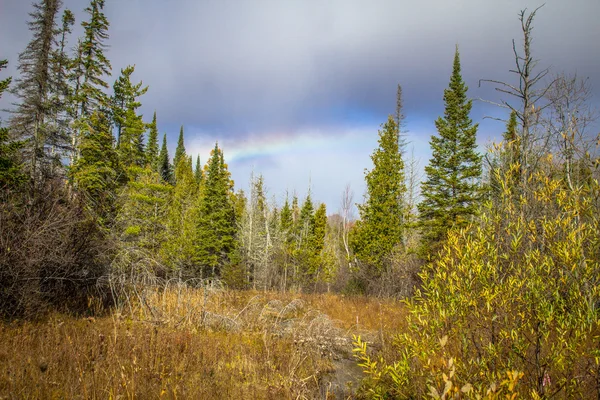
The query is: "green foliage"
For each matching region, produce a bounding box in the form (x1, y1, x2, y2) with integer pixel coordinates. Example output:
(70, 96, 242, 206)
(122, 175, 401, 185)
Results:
(194, 154, 203, 186)
(419, 47, 482, 253)
(157, 133, 172, 184)
(72, 0, 111, 117)
(9, 0, 63, 180)
(145, 111, 159, 169)
(173, 125, 186, 179)
(196, 143, 237, 277)
(162, 155, 199, 276)
(70, 110, 118, 222)
(351, 115, 405, 273)
(112, 64, 148, 164)
(115, 165, 171, 256)
(356, 165, 600, 398)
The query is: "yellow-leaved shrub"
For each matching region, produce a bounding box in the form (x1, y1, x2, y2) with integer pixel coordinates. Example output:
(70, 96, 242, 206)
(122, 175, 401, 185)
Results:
(355, 166, 600, 398)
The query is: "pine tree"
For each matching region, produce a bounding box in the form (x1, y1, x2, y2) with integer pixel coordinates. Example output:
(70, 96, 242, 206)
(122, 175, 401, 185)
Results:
(48, 8, 75, 176)
(418, 47, 482, 252)
(350, 116, 405, 272)
(194, 154, 203, 186)
(502, 110, 521, 187)
(162, 155, 198, 276)
(196, 143, 236, 277)
(146, 111, 159, 169)
(0, 60, 26, 189)
(116, 166, 171, 257)
(173, 125, 186, 178)
(111, 65, 147, 149)
(70, 110, 118, 223)
(72, 0, 111, 117)
(113, 66, 148, 171)
(9, 0, 62, 181)
(157, 133, 172, 183)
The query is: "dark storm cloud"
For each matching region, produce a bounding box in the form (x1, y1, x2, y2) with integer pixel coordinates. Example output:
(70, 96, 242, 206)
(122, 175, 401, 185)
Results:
(1, 0, 598, 137)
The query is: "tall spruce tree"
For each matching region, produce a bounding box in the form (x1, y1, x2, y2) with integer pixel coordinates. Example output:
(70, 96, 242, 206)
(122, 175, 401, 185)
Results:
(418, 47, 482, 252)
(163, 155, 199, 276)
(10, 0, 62, 181)
(72, 0, 111, 117)
(70, 0, 111, 165)
(157, 133, 172, 183)
(196, 143, 236, 277)
(146, 111, 159, 169)
(70, 110, 118, 223)
(111, 65, 147, 150)
(194, 154, 203, 186)
(173, 125, 186, 178)
(350, 116, 405, 272)
(116, 166, 171, 257)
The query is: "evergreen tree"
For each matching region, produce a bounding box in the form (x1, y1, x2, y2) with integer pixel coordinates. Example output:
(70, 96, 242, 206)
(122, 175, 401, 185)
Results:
(194, 154, 203, 186)
(146, 111, 159, 169)
(111, 64, 147, 149)
(116, 166, 171, 257)
(502, 110, 521, 187)
(48, 8, 75, 176)
(418, 47, 482, 252)
(72, 0, 111, 118)
(196, 143, 236, 277)
(70, 110, 118, 223)
(162, 155, 198, 276)
(157, 133, 172, 183)
(299, 192, 314, 246)
(350, 116, 405, 272)
(9, 0, 62, 180)
(173, 125, 186, 178)
(113, 66, 148, 171)
(280, 196, 292, 234)
(0, 60, 26, 189)
(69, 0, 111, 169)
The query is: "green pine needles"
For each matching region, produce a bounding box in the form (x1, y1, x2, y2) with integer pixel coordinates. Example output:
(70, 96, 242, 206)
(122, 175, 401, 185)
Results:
(418, 47, 482, 253)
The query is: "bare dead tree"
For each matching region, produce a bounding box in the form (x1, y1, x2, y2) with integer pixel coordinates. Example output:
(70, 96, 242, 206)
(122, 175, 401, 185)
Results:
(340, 183, 354, 271)
(403, 146, 421, 249)
(543, 73, 599, 190)
(479, 6, 557, 186)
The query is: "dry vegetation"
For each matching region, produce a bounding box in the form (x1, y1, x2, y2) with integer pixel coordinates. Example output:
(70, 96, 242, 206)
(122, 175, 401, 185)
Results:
(0, 287, 406, 399)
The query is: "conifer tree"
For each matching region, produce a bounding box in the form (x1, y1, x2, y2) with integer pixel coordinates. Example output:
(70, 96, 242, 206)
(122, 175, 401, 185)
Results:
(194, 154, 203, 186)
(502, 110, 521, 187)
(157, 133, 172, 183)
(351, 116, 405, 272)
(280, 196, 292, 234)
(418, 47, 482, 252)
(0, 60, 25, 189)
(48, 8, 75, 175)
(111, 65, 147, 150)
(72, 0, 111, 118)
(173, 125, 186, 177)
(70, 110, 118, 223)
(146, 111, 159, 169)
(113, 66, 148, 171)
(196, 143, 236, 277)
(162, 155, 199, 276)
(116, 166, 171, 257)
(10, 0, 62, 180)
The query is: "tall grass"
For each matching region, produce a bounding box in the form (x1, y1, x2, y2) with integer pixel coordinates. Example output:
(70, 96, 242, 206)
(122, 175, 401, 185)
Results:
(0, 288, 406, 399)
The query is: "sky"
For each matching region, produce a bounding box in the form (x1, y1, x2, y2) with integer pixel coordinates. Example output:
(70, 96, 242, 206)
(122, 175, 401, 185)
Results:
(1, 0, 599, 213)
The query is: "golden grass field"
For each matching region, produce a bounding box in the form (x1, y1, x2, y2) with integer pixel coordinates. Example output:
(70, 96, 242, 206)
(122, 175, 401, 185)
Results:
(0, 288, 406, 399)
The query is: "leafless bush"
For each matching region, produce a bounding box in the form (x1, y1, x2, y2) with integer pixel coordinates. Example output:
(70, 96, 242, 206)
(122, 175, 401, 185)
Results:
(0, 181, 110, 319)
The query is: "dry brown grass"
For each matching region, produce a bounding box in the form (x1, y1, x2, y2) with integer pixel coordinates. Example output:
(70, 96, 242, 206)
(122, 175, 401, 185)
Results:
(0, 288, 407, 399)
